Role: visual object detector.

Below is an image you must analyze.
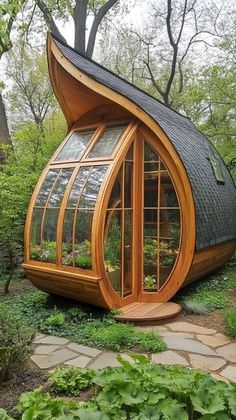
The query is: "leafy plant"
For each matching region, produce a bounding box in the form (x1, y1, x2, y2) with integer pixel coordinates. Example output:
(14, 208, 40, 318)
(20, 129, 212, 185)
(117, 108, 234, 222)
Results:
(3, 356, 236, 419)
(183, 298, 211, 314)
(143, 275, 156, 289)
(42, 311, 65, 328)
(49, 366, 95, 396)
(224, 307, 236, 337)
(41, 241, 57, 263)
(91, 355, 236, 419)
(67, 307, 87, 321)
(143, 237, 157, 266)
(0, 408, 13, 419)
(0, 303, 35, 382)
(75, 254, 92, 269)
(159, 241, 175, 267)
(17, 387, 77, 419)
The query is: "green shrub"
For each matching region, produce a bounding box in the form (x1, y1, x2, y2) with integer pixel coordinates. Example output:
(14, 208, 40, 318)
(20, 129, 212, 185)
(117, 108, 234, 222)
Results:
(183, 298, 211, 314)
(82, 322, 166, 352)
(0, 304, 35, 382)
(224, 307, 236, 337)
(49, 366, 95, 396)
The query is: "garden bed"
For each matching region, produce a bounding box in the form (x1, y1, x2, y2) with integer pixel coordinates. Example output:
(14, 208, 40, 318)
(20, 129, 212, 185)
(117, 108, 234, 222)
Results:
(0, 263, 235, 417)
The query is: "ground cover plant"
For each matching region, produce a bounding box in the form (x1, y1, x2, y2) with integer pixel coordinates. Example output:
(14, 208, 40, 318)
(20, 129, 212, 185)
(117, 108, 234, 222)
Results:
(1, 356, 236, 419)
(176, 267, 236, 313)
(1, 290, 166, 353)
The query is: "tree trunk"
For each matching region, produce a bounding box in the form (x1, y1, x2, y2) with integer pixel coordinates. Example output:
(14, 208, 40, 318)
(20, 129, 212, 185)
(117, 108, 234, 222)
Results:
(0, 93, 10, 144)
(0, 93, 12, 163)
(4, 250, 15, 294)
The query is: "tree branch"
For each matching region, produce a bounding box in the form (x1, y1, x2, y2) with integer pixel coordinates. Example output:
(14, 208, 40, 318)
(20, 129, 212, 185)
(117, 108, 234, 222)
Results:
(86, 0, 119, 58)
(74, 0, 88, 53)
(35, 0, 66, 43)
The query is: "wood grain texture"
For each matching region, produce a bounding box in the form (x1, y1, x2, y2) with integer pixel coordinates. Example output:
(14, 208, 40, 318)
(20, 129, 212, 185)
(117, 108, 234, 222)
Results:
(184, 240, 236, 287)
(113, 302, 182, 322)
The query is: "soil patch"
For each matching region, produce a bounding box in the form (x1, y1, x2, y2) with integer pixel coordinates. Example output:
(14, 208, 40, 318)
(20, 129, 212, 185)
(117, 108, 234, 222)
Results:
(175, 309, 226, 334)
(0, 360, 47, 416)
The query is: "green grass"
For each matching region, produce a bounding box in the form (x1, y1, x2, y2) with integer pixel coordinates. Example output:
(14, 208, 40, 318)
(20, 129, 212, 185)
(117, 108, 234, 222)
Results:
(224, 308, 236, 337)
(1, 289, 166, 353)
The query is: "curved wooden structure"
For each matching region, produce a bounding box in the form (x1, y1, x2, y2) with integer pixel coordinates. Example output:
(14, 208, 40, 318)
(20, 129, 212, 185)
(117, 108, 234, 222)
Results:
(23, 34, 236, 320)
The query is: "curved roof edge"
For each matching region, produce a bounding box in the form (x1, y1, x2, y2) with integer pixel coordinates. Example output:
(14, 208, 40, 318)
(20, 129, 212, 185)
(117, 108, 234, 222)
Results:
(48, 33, 236, 250)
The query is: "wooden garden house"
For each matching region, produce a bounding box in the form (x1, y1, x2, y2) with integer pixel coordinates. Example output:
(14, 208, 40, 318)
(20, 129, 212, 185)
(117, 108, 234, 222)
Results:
(23, 34, 236, 321)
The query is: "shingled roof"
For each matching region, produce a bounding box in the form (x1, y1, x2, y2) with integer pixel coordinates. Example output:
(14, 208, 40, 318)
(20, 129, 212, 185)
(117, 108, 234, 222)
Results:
(51, 34, 236, 250)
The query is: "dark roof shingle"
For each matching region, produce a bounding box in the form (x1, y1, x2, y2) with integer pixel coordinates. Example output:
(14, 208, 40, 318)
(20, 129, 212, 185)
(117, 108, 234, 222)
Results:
(52, 35, 236, 250)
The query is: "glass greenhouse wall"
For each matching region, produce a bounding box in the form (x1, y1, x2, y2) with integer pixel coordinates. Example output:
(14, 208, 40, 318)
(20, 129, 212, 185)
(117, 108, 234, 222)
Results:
(29, 121, 181, 302)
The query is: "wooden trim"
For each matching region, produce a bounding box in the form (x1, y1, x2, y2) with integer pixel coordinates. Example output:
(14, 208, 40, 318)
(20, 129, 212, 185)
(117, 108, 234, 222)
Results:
(47, 37, 74, 126)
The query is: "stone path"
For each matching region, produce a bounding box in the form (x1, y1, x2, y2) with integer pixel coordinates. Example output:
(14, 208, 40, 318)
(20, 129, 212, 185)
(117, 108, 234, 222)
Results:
(31, 321, 236, 382)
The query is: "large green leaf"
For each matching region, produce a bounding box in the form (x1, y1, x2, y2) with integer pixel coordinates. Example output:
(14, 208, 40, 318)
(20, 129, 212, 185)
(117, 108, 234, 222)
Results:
(200, 414, 231, 420)
(191, 388, 225, 415)
(157, 398, 188, 420)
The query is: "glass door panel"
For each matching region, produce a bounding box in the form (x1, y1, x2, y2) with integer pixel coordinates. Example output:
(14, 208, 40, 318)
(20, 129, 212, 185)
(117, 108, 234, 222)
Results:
(142, 140, 181, 293)
(104, 146, 133, 298)
(104, 210, 122, 295)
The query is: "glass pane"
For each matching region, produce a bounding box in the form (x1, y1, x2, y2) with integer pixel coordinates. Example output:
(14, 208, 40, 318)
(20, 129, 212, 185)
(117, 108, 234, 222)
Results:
(67, 167, 91, 207)
(123, 211, 132, 297)
(87, 126, 126, 158)
(62, 209, 75, 266)
(160, 210, 180, 249)
(79, 166, 108, 208)
(35, 169, 59, 206)
(108, 168, 122, 209)
(125, 144, 133, 161)
(124, 162, 133, 208)
(143, 209, 157, 291)
(143, 209, 157, 237)
(144, 163, 158, 208)
(42, 208, 59, 263)
(104, 211, 122, 295)
(48, 168, 74, 207)
(74, 211, 93, 269)
(144, 141, 158, 161)
(160, 171, 179, 207)
(159, 210, 180, 288)
(55, 130, 94, 161)
(30, 208, 43, 260)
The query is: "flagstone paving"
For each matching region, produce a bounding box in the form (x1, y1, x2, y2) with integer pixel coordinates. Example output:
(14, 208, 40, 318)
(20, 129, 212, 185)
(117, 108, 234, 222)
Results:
(31, 321, 236, 382)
